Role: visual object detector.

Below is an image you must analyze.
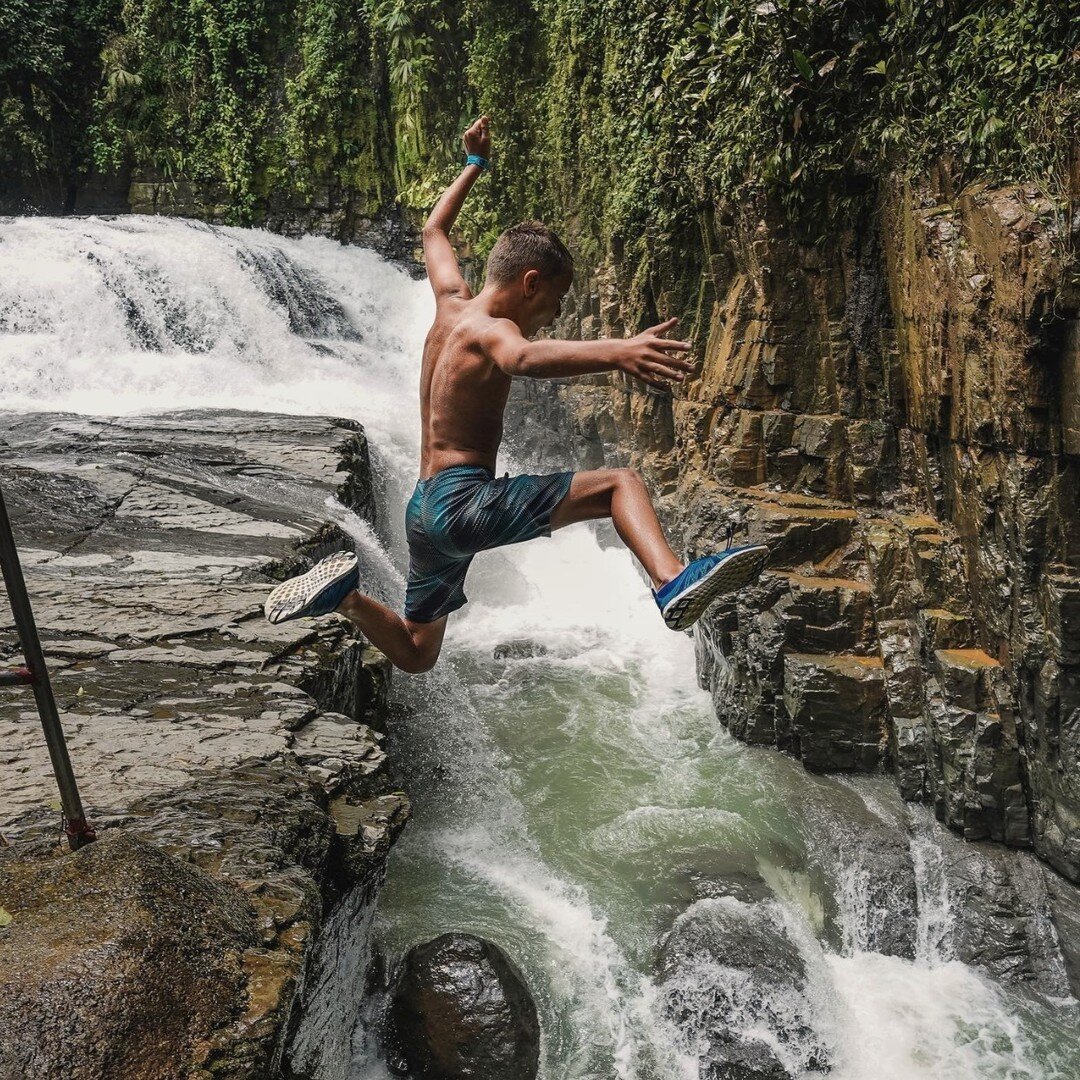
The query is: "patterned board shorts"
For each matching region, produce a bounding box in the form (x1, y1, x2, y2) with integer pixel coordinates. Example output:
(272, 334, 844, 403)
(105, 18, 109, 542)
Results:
(404, 464, 575, 623)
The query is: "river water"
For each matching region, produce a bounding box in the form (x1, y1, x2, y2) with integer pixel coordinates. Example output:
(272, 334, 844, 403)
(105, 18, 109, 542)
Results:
(1, 216, 1076, 1079)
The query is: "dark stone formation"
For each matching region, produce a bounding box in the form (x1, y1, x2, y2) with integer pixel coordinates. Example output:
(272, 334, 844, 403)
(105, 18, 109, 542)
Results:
(934, 828, 1077, 995)
(0, 833, 257, 1080)
(493, 638, 549, 661)
(795, 780, 919, 960)
(659, 899, 829, 1080)
(387, 933, 540, 1080)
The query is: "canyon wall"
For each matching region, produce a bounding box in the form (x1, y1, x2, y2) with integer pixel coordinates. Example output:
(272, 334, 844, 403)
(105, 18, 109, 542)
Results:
(510, 175, 1080, 884)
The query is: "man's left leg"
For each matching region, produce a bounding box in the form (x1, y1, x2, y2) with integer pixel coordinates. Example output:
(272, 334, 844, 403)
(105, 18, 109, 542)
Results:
(263, 549, 447, 673)
(548, 466, 769, 631)
(549, 468, 684, 588)
(334, 591, 447, 674)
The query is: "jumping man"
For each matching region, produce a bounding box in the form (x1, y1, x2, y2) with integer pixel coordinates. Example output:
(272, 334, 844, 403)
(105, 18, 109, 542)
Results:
(265, 116, 768, 672)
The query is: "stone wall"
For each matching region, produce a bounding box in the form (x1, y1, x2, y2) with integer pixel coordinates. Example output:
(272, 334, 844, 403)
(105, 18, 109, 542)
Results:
(126, 178, 423, 271)
(515, 176, 1080, 884)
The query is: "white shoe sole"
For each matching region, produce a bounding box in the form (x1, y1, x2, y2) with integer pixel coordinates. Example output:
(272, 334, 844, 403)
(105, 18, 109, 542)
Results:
(264, 550, 358, 624)
(661, 545, 769, 631)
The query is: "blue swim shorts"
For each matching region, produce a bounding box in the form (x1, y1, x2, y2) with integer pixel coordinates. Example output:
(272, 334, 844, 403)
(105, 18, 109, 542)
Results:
(404, 464, 575, 623)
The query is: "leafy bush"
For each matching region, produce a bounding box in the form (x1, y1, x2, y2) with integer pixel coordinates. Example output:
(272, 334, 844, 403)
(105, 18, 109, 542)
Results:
(0, 0, 119, 182)
(91, 0, 389, 221)
(369, 0, 1078, 253)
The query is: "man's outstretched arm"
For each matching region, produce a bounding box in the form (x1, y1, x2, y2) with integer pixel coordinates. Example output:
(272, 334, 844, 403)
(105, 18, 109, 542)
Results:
(422, 115, 490, 302)
(479, 316, 695, 390)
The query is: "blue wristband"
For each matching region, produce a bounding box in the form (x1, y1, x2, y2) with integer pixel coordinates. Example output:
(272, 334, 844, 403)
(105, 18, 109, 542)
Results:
(466, 153, 489, 171)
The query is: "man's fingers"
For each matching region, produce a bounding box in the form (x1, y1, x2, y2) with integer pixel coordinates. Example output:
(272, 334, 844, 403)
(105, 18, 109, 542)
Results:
(646, 362, 687, 383)
(647, 347, 695, 371)
(651, 337, 692, 353)
(649, 316, 680, 335)
(630, 366, 666, 389)
(463, 116, 490, 139)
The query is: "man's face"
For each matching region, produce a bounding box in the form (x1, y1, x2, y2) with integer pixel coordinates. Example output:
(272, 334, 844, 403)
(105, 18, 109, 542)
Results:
(524, 270, 573, 335)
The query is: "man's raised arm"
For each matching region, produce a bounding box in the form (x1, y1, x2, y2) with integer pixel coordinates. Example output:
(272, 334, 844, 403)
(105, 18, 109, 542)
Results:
(422, 115, 490, 301)
(479, 317, 695, 390)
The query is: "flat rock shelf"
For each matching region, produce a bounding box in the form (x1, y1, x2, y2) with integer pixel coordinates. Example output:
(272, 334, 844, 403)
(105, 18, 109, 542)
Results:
(0, 410, 408, 1080)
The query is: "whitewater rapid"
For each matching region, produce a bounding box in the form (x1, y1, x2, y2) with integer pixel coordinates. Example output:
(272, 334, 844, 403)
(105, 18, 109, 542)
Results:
(1, 215, 1075, 1079)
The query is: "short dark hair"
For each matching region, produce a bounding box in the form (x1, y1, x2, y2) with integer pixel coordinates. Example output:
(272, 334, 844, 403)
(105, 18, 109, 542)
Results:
(485, 221, 573, 286)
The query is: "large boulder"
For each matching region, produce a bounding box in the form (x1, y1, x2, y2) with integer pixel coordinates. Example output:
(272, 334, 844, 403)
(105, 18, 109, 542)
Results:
(0, 834, 257, 1080)
(935, 827, 1078, 995)
(387, 933, 540, 1080)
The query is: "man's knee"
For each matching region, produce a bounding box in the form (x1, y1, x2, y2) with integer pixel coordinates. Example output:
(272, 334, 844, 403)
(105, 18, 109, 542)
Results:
(610, 467, 646, 495)
(399, 647, 439, 675)
(584, 467, 642, 514)
(397, 623, 444, 674)
(616, 466, 643, 483)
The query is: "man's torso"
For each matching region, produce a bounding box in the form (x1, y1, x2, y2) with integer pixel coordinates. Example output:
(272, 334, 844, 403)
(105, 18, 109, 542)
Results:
(419, 297, 511, 479)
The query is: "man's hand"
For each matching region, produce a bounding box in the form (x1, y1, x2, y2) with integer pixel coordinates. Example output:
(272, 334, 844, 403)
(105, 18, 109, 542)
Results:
(463, 115, 491, 160)
(617, 318, 695, 389)
(422, 116, 493, 301)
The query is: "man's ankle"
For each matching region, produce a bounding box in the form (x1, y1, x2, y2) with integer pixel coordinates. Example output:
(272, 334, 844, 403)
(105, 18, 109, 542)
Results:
(334, 588, 357, 614)
(653, 564, 685, 590)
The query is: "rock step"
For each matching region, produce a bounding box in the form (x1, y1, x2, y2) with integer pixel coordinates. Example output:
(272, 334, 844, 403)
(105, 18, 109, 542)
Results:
(782, 653, 887, 772)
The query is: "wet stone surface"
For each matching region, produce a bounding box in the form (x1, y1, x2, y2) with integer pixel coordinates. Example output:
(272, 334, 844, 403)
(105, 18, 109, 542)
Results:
(0, 410, 408, 1078)
(387, 933, 541, 1080)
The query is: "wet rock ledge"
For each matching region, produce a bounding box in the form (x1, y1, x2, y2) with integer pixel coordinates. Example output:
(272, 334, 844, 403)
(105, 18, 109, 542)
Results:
(0, 410, 408, 1079)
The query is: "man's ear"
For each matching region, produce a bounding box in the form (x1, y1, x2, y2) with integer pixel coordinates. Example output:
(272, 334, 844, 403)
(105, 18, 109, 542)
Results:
(522, 269, 540, 298)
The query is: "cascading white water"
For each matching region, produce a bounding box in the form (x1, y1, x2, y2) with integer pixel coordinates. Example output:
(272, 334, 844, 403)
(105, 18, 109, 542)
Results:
(2, 215, 1076, 1080)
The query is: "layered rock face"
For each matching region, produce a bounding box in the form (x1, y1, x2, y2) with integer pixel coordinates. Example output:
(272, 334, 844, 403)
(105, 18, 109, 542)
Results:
(0, 411, 407, 1077)
(517, 178, 1079, 883)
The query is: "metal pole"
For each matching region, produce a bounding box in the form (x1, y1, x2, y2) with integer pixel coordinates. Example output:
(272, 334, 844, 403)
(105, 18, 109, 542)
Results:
(0, 481, 95, 849)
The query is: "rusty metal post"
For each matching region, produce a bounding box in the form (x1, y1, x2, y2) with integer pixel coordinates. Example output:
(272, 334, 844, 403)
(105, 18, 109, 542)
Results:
(0, 481, 95, 849)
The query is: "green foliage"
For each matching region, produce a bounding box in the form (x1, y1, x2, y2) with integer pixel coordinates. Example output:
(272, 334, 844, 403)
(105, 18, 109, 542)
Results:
(0, 0, 120, 180)
(93, 0, 390, 222)
(4, 0, 1077, 255)
(361, 0, 544, 247)
(366, 0, 1079, 255)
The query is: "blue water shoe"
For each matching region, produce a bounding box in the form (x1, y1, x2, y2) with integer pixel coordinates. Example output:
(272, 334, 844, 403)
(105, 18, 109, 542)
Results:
(654, 544, 769, 631)
(264, 550, 359, 624)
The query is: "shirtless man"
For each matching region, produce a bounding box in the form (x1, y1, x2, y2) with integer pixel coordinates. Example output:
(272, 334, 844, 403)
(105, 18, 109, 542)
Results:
(265, 116, 768, 672)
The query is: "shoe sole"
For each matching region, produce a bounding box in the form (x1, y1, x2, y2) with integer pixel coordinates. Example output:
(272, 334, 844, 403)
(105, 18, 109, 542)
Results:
(264, 550, 358, 624)
(661, 545, 769, 632)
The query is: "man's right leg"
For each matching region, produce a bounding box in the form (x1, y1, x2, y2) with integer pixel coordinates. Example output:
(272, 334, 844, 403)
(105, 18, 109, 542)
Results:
(549, 467, 769, 631)
(335, 591, 446, 674)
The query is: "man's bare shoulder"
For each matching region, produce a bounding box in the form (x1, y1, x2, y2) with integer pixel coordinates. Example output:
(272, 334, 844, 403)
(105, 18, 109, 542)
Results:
(440, 305, 523, 352)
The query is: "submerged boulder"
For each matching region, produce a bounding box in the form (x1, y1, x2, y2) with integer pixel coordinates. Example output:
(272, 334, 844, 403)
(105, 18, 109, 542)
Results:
(659, 897, 830, 1080)
(387, 932, 540, 1079)
(493, 639, 549, 661)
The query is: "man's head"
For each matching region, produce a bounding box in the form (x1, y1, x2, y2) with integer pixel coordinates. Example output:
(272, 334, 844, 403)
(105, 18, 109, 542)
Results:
(485, 221, 573, 336)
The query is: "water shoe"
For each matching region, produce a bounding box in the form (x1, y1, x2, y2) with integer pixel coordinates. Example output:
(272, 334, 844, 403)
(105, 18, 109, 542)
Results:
(654, 544, 769, 631)
(264, 550, 359, 624)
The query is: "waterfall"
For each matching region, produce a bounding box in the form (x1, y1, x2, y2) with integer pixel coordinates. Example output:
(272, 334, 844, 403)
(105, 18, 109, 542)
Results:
(2, 214, 1076, 1080)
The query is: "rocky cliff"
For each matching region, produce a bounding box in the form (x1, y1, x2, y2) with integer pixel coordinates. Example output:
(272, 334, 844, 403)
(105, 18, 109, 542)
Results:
(0, 411, 407, 1079)
(508, 174, 1080, 890)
